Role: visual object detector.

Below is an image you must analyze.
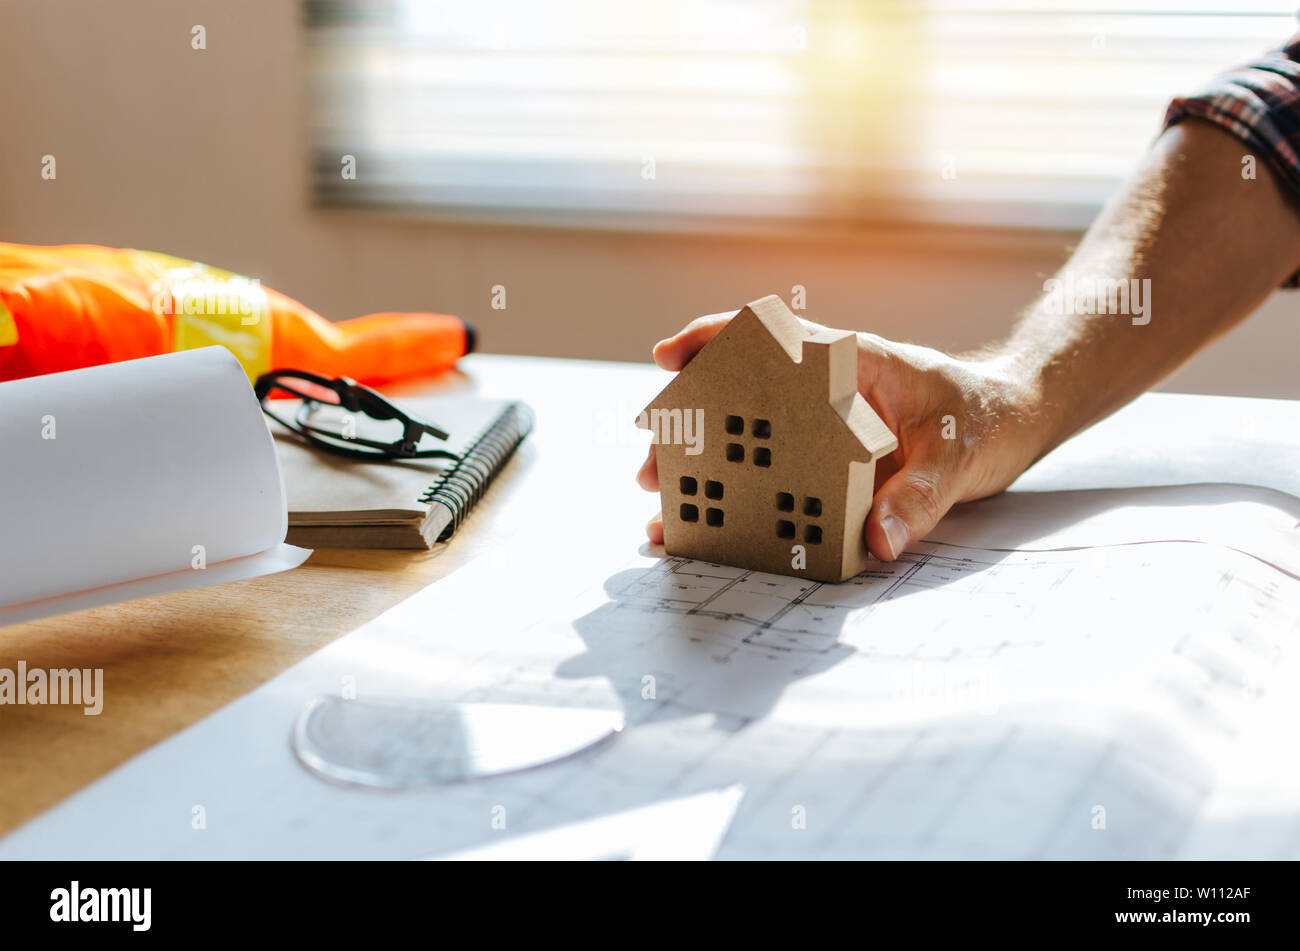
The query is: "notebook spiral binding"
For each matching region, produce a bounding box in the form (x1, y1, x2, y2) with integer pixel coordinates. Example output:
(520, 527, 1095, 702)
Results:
(418, 401, 535, 541)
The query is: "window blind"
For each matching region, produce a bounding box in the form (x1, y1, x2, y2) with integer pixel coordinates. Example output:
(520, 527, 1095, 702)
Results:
(306, 0, 1300, 229)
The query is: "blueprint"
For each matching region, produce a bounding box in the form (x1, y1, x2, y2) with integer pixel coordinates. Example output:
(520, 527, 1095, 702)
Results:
(4, 514, 1298, 860)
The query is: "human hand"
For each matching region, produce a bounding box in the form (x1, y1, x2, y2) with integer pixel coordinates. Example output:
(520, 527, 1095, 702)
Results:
(636, 312, 1046, 561)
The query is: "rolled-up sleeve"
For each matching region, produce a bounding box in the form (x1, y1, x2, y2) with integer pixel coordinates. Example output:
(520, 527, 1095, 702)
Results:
(1165, 33, 1300, 287)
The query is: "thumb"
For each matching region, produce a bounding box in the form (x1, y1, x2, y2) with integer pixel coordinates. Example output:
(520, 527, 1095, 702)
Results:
(652, 312, 735, 371)
(865, 456, 957, 561)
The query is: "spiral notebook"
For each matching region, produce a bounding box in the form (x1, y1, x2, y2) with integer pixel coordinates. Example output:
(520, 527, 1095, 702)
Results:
(272, 395, 534, 549)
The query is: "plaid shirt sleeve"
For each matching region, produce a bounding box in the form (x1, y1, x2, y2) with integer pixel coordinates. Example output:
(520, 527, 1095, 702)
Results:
(1164, 33, 1300, 288)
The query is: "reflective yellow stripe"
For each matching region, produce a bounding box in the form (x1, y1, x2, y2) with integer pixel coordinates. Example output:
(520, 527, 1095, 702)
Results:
(0, 297, 16, 347)
(132, 251, 272, 381)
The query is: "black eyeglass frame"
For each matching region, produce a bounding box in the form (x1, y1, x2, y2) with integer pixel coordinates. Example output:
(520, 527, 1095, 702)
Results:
(254, 368, 458, 462)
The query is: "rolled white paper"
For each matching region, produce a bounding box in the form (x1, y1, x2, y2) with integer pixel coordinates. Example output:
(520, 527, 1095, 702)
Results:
(0, 347, 309, 620)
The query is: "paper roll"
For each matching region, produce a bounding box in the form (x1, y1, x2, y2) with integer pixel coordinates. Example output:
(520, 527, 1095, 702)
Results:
(0, 347, 309, 620)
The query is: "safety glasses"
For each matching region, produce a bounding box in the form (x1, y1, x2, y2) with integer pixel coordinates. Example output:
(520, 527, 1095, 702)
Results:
(254, 369, 458, 462)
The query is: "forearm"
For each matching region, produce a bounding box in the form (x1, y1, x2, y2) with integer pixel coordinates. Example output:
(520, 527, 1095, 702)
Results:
(987, 119, 1300, 460)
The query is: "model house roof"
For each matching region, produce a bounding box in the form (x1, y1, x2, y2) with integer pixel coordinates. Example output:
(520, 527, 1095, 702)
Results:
(641, 295, 898, 462)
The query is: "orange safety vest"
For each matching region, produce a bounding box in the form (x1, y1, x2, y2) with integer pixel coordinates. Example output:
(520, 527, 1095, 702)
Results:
(0, 243, 472, 384)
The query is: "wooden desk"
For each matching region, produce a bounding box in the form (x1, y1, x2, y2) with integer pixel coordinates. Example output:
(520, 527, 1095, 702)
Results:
(0, 354, 665, 836)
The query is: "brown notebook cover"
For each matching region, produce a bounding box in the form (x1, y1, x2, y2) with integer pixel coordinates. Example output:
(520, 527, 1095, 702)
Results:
(271, 395, 533, 549)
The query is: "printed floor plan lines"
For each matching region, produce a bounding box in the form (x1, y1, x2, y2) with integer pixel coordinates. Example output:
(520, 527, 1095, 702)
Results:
(6, 534, 1299, 860)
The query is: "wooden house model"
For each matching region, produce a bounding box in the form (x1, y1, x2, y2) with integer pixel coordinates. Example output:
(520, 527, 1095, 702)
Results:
(637, 295, 898, 583)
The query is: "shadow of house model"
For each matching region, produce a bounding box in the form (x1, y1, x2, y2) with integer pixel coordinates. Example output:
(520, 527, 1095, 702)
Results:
(637, 295, 898, 583)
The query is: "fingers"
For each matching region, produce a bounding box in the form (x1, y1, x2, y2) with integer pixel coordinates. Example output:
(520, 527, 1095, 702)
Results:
(637, 443, 663, 540)
(652, 311, 735, 371)
(636, 443, 663, 541)
(636, 442, 659, 492)
(644, 313, 730, 501)
(865, 455, 957, 562)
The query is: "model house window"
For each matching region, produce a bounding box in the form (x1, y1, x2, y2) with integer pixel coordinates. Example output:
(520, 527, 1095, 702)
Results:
(722, 415, 770, 465)
(306, 1, 1296, 228)
(775, 491, 820, 541)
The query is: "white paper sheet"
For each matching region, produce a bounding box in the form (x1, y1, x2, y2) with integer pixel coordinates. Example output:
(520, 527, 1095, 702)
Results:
(1005, 392, 1300, 499)
(0, 348, 310, 625)
(927, 483, 1300, 577)
(435, 786, 744, 861)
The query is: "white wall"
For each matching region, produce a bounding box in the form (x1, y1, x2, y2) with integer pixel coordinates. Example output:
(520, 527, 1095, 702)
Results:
(1, 0, 1295, 397)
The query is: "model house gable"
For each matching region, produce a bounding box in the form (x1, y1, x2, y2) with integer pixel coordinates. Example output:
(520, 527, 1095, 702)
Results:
(637, 298, 803, 423)
(637, 295, 895, 465)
